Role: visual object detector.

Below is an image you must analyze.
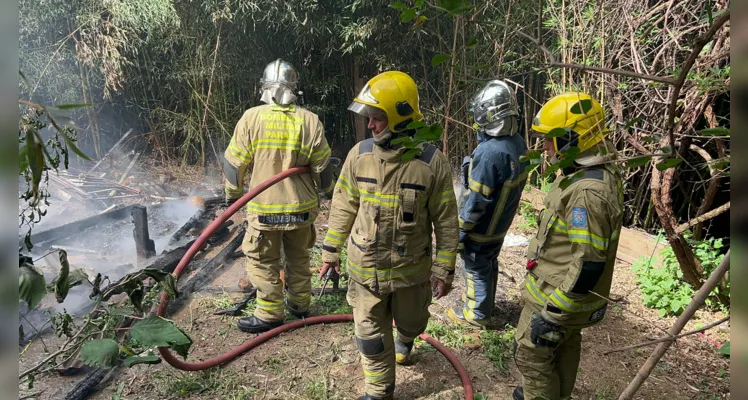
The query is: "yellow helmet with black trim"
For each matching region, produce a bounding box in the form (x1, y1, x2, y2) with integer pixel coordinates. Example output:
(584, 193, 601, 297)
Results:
(531, 92, 608, 154)
(348, 71, 424, 133)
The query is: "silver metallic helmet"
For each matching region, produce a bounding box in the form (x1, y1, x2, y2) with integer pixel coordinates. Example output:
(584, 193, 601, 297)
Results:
(259, 59, 299, 105)
(469, 79, 519, 137)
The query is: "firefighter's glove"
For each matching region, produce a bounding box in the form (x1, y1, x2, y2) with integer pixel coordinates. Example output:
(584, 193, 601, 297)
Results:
(318, 261, 341, 280)
(530, 312, 563, 348)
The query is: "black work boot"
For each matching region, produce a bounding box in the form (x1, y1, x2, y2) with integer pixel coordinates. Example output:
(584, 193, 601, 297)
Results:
(357, 394, 393, 400)
(236, 316, 283, 333)
(513, 386, 524, 400)
(289, 309, 310, 319)
(394, 337, 414, 365)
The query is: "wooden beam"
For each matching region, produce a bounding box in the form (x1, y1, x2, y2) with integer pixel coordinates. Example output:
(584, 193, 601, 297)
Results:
(131, 206, 156, 262)
(25, 205, 134, 249)
(520, 187, 668, 265)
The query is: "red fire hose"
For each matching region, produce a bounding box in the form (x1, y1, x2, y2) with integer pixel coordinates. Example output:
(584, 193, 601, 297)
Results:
(156, 166, 474, 400)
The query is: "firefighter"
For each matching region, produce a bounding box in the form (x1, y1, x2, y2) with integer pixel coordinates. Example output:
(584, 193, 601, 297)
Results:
(319, 71, 459, 400)
(448, 80, 529, 328)
(224, 58, 335, 333)
(513, 92, 624, 400)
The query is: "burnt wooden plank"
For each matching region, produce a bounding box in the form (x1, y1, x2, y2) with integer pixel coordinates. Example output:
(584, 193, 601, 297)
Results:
(131, 206, 156, 262)
(24, 205, 134, 249)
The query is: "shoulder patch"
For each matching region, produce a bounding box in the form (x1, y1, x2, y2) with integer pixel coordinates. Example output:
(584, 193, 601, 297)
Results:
(572, 207, 588, 227)
(359, 139, 374, 155)
(415, 144, 438, 164)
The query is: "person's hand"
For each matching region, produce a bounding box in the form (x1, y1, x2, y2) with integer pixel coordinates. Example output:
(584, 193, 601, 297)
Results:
(318, 261, 341, 280)
(430, 275, 452, 300)
(530, 312, 563, 348)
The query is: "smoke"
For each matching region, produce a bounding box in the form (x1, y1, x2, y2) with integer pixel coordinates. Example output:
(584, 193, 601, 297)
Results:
(19, 197, 203, 341)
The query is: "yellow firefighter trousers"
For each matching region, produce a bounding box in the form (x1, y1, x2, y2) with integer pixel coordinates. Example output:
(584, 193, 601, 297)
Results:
(514, 301, 582, 400)
(348, 278, 432, 398)
(242, 224, 316, 321)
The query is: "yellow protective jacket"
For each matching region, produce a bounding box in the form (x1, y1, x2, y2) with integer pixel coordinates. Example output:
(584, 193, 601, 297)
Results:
(224, 103, 332, 231)
(523, 165, 624, 328)
(321, 139, 460, 295)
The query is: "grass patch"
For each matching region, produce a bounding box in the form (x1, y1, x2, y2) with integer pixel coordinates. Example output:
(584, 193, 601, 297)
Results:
(424, 319, 475, 348)
(594, 386, 615, 400)
(263, 355, 286, 373)
(152, 367, 258, 398)
(516, 200, 538, 231)
(480, 326, 516, 373)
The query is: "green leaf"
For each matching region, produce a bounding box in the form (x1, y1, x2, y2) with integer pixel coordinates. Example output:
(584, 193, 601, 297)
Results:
(59, 130, 93, 161)
(415, 124, 443, 142)
(19, 264, 47, 309)
(696, 127, 729, 137)
(25, 130, 44, 199)
(402, 148, 422, 162)
(437, 0, 474, 14)
(466, 36, 478, 48)
(390, 1, 407, 10)
(124, 279, 145, 311)
(625, 155, 654, 169)
(400, 8, 416, 23)
(431, 54, 451, 68)
(80, 339, 120, 368)
(56, 103, 93, 110)
(543, 162, 561, 178)
(390, 136, 414, 146)
(406, 120, 427, 130)
(123, 354, 162, 367)
(624, 117, 642, 130)
(569, 99, 593, 115)
(130, 317, 193, 359)
(547, 127, 567, 138)
(415, 0, 425, 7)
(719, 341, 730, 356)
(656, 158, 683, 171)
(54, 250, 71, 303)
(520, 150, 542, 163)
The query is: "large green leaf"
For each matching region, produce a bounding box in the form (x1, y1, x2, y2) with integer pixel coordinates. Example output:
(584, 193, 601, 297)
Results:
(400, 8, 416, 22)
(80, 339, 120, 368)
(415, 124, 443, 142)
(25, 130, 44, 199)
(656, 158, 683, 171)
(402, 148, 422, 162)
(130, 317, 193, 359)
(569, 99, 593, 115)
(431, 54, 451, 68)
(437, 0, 474, 14)
(406, 120, 427, 130)
(19, 263, 47, 309)
(466, 36, 478, 48)
(546, 127, 567, 138)
(389, 1, 407, 10)
(59, 130, 93, 161)
(719, 341, 730, 356)
(124, 354, 162, 367)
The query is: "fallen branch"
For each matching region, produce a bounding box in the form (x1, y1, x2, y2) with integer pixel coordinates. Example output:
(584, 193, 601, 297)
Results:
(618, 249, 730, 400)
(604, 316, 729, 355)
(675, 202, 730, 234)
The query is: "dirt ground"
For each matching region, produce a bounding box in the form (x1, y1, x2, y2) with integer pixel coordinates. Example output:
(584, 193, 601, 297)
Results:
(18, 198, 730, 400)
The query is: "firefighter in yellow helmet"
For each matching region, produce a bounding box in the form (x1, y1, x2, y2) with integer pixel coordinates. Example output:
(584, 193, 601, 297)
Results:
(224, 59, 335, 333)
(513, 92, 624, 400)
(319, 71, 459, 400)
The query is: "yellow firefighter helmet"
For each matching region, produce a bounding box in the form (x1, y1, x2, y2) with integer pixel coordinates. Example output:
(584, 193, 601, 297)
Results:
(348, 71, 424, 133)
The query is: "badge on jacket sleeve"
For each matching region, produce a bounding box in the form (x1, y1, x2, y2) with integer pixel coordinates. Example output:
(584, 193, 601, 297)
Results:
(572, 207, 587, 227)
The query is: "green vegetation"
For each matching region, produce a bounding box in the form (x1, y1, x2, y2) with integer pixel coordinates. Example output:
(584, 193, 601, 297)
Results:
(632, 232, 728, 317)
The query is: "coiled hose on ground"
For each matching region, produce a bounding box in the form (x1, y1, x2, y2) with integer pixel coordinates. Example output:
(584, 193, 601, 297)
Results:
(156, 166, 474, 400)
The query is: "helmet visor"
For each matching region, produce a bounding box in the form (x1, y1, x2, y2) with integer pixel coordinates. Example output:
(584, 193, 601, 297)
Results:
(348, 102, 385, 118)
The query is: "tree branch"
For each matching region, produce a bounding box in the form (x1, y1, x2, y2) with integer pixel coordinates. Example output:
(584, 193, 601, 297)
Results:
(604, 315, 729, 355)
(675, 202, 730, 234)
(549, 62, 675, 84)
(665, 10, 730, 152)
